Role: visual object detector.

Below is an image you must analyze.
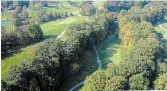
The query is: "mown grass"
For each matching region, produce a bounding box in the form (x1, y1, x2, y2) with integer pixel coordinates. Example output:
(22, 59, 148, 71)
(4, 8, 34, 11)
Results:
(154, 18, 167, 38)
(1, 12, 13, 22)
(96, 35, 126, 68)
(41, 16, 85, 36)
(162, 22, 167, 29)
(79, 35, 125, 91)
(154, 26, 166, 38)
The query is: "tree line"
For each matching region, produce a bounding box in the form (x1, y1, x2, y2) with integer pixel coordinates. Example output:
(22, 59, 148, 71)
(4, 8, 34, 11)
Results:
(1, 24, 43, 58)
(82, 1, 167, 90)
(30, 3, 74, 24)
(1, 2, 75, 58)
(1, 11, 116, 90)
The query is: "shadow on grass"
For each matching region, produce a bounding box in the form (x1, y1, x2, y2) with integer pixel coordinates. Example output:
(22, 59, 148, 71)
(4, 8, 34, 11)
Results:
(96, 35, 121, 68)
(155, 32, 164, 39)
(44, 35, 57, 39)
(1, 48, 22, 60)
(162, 39, 167, 43)
(153, 18, 167, 26)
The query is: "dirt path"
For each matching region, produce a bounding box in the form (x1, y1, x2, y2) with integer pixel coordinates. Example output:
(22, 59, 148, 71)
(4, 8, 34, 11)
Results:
(93, 46, 102, 69)
(159, 23, 167, 39)
(69, 82, 84, 91)
(157, 22, 167, 65)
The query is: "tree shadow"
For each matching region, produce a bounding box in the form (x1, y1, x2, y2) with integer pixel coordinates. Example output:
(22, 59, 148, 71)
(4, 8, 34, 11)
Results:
(155, 32, 164, 39)
(1, 47, 22, 59)
(44, 35, 57, 39)
(153, 18, 167, 26)
(95, 35, 121, 68)
(162, 39, 167, 44)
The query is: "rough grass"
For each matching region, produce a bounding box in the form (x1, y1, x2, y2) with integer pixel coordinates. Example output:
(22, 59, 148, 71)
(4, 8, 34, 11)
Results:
(41, 16, 85, 36)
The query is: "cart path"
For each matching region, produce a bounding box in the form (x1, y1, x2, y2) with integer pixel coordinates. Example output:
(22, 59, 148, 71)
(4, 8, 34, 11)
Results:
(69, 46, 102, 91)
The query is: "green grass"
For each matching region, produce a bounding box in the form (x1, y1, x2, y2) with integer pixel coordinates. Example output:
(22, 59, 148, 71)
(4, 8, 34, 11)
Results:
(96, 35, 125, 68)
(41, 16, 85, 36)
(154, 26, 166, 38)
(162, 22, 167, 29)
(1, 12, 13, 22)
(154, 18, 167, 38)
(79, 35, 125, 91)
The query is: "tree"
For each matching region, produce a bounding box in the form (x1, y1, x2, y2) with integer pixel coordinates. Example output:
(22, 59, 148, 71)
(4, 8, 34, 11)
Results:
(70, 12, 74, 16)
(41, 1, 48, 7)
(27, 23, 43, 42)
(65, 12, 68, 17)
(129, 72, 149, 90)
(21, 8, 29, 24)
(154, 73, 167, 90)
(13, 18, 22, 27)
(83, 70, 106, 91)
(80, 3, 96, 16)
(3, 10, 115, 90)
(158, 62, 167, 75)
(13, 6, 22, 27)
(13, 6, 20, 18)
(105, 76, 127, 90)
(104, 1, 135, 12)
(22, 5, 27, 11)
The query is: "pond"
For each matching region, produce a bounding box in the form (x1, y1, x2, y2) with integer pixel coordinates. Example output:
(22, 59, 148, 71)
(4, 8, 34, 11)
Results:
(1, 21, 12, 26)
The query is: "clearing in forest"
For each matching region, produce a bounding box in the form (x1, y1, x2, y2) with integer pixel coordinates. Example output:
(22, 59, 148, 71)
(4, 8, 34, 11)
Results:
(96, 35, 126, 67)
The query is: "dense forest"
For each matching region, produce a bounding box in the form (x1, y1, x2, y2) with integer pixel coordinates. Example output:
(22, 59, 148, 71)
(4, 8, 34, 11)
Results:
(1, 1, 167, 91)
